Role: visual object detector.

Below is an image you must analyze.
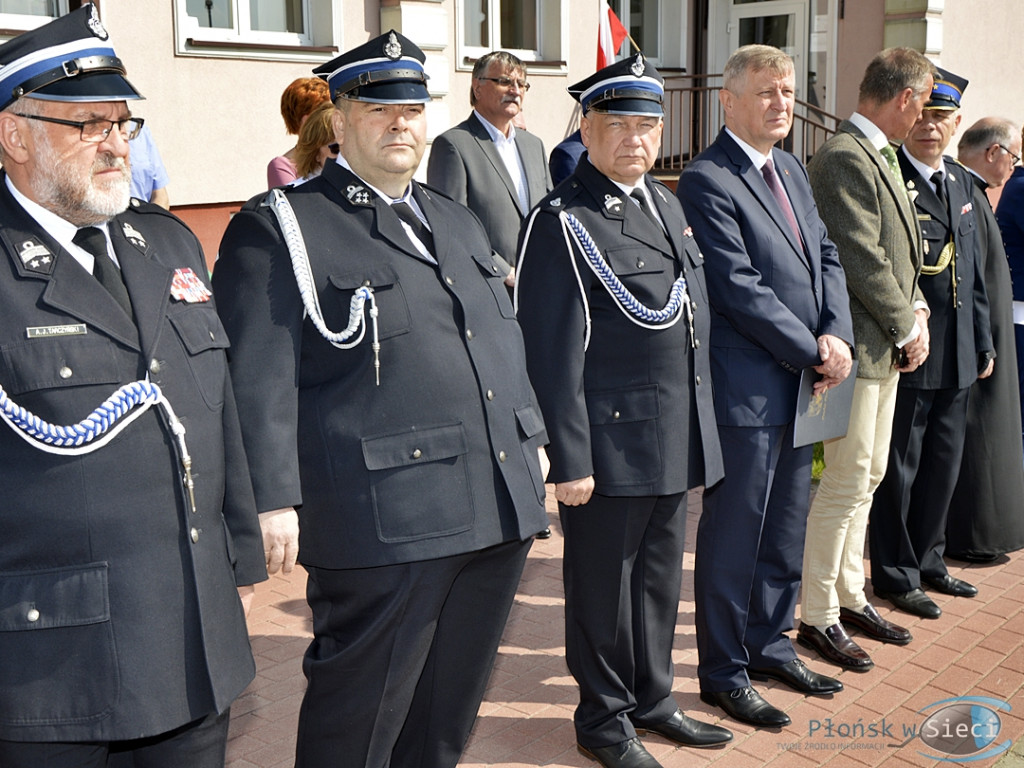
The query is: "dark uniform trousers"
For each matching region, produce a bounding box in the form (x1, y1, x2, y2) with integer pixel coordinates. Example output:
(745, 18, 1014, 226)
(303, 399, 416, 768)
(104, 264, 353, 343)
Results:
(870, 154, 991, 593)
(0, 180, 264, 766)
(516, 159, 721, 748)
(214, 161, 549, 768)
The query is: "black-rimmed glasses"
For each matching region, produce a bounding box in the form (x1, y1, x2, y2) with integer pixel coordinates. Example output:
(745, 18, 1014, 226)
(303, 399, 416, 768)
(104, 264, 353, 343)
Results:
(998, 144, 1021, 165)
(13, 113, 144, 143)
(477, 76, 530, 91)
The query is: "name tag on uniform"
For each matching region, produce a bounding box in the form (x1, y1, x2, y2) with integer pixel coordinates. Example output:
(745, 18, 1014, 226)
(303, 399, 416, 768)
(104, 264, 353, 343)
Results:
(26, 323, 87, 338)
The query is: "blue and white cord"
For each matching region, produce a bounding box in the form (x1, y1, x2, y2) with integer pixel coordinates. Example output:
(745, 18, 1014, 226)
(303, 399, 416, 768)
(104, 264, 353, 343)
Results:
(0, 378, 198, 512)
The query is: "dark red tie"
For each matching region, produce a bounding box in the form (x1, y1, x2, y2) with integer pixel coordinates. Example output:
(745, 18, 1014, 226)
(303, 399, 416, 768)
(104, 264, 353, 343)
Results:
(762, 158, 804, 250)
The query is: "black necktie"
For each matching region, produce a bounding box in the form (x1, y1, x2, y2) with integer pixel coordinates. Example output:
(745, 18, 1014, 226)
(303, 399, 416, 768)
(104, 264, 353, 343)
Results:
(931, 171, 947, 212)
(762, 158, 804, 249)
(391, 201, 435, 257)
(629, 189, 662, 231)
(73, 226, 132, 315)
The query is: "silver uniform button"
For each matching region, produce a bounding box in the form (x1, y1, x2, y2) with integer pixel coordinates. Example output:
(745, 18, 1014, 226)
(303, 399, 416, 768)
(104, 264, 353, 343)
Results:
(149, 358, 161, 374)
(466, 329, 474, 340)
(26, 608, 40, 623)
(498, 450, 508, 462)
(696, 376, 703, 385)
(209, 331, 215, 341)
(190, 527, 200, 543)
(613, 411, 621, 419)
(412, 449, 422, 459)
(486, 389, 495, 401)
(59, 366, 72, 379)
(445, 276, 454, 286)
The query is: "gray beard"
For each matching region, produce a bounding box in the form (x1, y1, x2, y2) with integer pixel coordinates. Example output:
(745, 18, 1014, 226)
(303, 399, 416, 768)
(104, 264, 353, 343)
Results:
(32, 129, 131, 227)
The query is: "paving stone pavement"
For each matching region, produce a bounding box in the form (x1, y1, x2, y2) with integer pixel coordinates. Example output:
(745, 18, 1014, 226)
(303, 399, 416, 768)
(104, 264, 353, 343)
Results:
(228, 488, 1024, 768)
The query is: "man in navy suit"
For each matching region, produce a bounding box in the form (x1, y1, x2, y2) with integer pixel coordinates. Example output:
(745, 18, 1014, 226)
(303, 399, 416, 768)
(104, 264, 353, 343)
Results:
(677, 45, 853, 728)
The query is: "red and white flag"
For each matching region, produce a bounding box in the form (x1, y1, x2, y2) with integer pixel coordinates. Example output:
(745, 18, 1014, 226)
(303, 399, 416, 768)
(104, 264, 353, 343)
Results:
(597, 1, 628, 69)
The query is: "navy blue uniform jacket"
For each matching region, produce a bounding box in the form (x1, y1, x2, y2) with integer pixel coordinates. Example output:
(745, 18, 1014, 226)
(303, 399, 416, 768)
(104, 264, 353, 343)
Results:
(213, 161, 548, 569)
(0, 179, 265, 742)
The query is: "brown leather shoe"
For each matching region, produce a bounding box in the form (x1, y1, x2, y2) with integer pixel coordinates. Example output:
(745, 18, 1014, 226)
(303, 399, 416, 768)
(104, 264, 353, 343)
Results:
(797, 621, 873, 671)
(840, 604, 912, 645)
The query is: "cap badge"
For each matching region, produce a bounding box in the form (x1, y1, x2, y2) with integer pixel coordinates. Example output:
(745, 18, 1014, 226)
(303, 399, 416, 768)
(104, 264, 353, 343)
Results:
(18, 239, 54, 273)
(604, 194, 623, 213)
(87, 4, 109, 40)
(121, 221, 147, 249)
(384, 31, 402, 61)
(630, 54, 645, 78)
(346, 184, 372, 206)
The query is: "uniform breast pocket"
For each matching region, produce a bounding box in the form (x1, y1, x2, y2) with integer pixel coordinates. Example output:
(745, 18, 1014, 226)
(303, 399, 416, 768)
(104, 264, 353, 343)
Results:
(586, 384, 663, 487)
(329, 264, 412, 339)
(169, 306, 230, 411)
(361, 422, 475, 542)
(0, 563, 117, 726)
(472, 251, 515, 318)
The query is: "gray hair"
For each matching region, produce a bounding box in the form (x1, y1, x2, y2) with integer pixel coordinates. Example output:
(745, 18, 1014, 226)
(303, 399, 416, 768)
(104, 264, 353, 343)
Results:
(470, 51, 526, 106)
(858, 47, 935, 106)
(958, 116, 1018, 155)
(723, 45, 794, 91)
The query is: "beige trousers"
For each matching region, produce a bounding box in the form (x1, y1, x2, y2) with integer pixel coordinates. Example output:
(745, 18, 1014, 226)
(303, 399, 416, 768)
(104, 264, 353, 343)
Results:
(801, 370, 899, 627)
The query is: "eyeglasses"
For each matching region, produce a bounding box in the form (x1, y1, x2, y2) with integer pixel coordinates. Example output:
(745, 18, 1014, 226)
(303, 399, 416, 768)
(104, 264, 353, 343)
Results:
(327, 142, 340, 155)
(998, 144, 1021, 165)
(477, 76, 530, 92)
(13, 113, 144, 143)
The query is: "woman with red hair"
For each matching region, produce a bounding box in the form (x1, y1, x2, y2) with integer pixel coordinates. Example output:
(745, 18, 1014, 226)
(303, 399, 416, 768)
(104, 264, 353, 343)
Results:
(267, 76, 331, 187)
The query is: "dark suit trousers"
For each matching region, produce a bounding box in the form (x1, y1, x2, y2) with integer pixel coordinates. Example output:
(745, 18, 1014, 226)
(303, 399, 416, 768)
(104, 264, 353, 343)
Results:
(869, 386, 970, 592)
(295, 539, 531, 768)
(695, 423, 810, 692)
(1016, 325, 1024, 449)
(561, 491, 687, 748)
(0, 711, 230, 768)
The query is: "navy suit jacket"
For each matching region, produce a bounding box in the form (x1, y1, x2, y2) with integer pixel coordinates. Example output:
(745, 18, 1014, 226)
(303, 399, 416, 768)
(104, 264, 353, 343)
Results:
(678, 129, 853, 427)
(997, 166, 1024, 303)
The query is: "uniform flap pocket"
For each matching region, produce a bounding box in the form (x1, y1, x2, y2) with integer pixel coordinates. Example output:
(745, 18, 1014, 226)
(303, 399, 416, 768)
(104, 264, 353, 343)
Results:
(604, 246, 664, 276)
(0, 336, 119, 395)
(0, 562, 109, 632)
(958, 213, 976, 235)
(514, 403, 546, 438)
(329, 264, 400, 291)
(472, 251, 510, 278)
(587, 384, 660, 426)
(169, 307, 230, 354)
(362, 422, 468, 470)
(919, 218, 946, 240)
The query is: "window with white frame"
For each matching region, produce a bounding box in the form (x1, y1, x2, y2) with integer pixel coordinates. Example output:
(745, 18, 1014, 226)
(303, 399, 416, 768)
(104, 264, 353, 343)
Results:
(177, 0, 312, 47)
(0, 0, 70, 32)
(461, 0, 540, 61)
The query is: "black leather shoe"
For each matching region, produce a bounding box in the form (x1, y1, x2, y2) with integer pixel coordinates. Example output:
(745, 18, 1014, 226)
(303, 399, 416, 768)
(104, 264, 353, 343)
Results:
(797, 622, 873, 671)
(875, 588, 941, 619)
(748, 659, 843, 695)
(633, 709, 732, 747)
(536, 527, 553, 540)
(840, 604, 912, 645)
(700, 687, 791, 727)
(923, 573, 978, 597)
(577, 738, 662, 768)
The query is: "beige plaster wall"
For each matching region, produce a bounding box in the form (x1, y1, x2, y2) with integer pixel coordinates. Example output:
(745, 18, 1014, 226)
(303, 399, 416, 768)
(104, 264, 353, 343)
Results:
(935, 0, 1023, 139)
(834, 0, 885, 117)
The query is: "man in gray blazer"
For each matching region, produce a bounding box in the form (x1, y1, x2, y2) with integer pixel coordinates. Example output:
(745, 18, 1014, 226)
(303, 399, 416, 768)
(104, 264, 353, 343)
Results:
(801, 48, 933, 670)
(427, 50, 552, 284)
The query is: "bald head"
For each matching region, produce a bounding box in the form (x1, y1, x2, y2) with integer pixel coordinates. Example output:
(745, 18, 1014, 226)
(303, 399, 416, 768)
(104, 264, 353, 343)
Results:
(958, 116, 1021, 188)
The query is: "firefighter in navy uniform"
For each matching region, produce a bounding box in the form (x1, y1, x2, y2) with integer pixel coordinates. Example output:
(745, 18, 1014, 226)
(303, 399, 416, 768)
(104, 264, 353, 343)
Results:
(515, 56, 731, 768)
(212, 30, 548, 768)
(0, 6, 267, 768)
